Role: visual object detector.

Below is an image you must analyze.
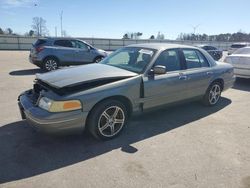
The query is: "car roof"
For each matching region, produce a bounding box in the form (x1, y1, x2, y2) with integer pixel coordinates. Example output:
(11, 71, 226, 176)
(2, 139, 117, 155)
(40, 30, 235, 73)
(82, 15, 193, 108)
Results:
(127, 43, 198, 50)
(43, 37, 84, 41)
(196, 44, 214, 47)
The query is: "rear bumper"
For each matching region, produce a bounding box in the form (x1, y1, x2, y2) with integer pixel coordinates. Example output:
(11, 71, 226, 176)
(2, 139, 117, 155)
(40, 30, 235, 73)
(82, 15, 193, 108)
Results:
(29, 55, 42, 66)
(18, 92, 88, 135)
(223, 76, 236, 91)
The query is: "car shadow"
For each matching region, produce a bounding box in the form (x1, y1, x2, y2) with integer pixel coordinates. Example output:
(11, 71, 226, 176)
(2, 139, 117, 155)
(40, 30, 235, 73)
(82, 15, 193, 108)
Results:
(0, 98, 231, 184)
(233, 78, 250, 92)
(9, 68, 44, 76)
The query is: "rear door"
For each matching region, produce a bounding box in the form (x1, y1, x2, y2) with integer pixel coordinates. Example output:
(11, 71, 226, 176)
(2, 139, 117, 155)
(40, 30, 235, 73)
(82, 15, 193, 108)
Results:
(180, 48, 212, 98)
(143, 49, 189, 109)
(53, 40, 77, 64)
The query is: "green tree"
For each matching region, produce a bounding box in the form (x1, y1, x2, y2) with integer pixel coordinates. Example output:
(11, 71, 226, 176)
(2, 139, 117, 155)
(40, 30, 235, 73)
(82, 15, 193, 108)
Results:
(150, 35, 155, 39)
(0, 28, 3, 34)
(29, 30, 34, 36)
(122, 33, 129, 39)
(6, 28, 13, 34)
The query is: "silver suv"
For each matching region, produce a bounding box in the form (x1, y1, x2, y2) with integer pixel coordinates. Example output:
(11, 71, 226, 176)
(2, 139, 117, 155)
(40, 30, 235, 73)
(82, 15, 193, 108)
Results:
(29, 38, 108, 71)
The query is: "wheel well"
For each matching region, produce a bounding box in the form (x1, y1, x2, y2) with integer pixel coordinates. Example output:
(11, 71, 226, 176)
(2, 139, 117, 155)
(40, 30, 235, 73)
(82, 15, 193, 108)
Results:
(211, 78, 224, 90)
(43, 55, 60, 64)
(94, 55, 104, 61)
(86, 95, 133, 125)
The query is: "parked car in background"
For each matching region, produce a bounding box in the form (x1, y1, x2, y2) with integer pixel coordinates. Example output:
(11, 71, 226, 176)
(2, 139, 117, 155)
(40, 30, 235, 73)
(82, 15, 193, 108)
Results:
(196, 45, 223, 61)
(19, 44, 235, 140)
(228, 43, 249, 55)
(225, 47, 250, 78)
(29, 38, 108, 71)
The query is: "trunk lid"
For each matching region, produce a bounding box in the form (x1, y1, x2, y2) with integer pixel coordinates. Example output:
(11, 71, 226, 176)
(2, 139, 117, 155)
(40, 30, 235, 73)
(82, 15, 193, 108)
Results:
(227, 55, 250, 69)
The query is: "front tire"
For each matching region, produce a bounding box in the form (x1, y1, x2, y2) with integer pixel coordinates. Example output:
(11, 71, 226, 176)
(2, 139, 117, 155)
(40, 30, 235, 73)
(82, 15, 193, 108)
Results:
(42, 58, 59, 71)
(94, 56, 103, 63)
(87, 100, 128, 140)
(203, 82, 222, 106)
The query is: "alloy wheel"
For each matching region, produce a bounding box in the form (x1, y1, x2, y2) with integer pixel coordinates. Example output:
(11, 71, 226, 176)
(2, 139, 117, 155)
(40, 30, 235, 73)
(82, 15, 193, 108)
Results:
(209, 84, 221, 105)
(45, 59, 58, 71)
(98, 106, 125, 137)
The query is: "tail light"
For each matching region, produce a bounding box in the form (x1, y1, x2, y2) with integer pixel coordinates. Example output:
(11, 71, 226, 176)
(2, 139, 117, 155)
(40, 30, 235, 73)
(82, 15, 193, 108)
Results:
(35, 46, 44, 53)
(224, 57, 232, 64)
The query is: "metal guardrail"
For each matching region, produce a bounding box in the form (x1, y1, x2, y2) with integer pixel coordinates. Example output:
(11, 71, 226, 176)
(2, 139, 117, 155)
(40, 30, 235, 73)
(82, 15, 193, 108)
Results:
(0, 35, 234, 51)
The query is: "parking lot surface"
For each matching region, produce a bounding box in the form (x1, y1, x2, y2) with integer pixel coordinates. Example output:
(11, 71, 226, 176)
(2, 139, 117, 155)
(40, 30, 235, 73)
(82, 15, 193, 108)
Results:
(0, 51, 250, 188)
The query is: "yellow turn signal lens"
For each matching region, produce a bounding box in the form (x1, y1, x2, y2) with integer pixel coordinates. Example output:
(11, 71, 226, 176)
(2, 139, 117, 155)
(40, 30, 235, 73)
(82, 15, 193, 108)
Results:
(63, 101, 82, 110)
(49, 100, 82, 112)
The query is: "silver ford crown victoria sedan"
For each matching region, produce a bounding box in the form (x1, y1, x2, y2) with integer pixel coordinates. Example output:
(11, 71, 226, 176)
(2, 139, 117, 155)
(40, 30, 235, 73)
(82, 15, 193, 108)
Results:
(18, 43, 235, 140)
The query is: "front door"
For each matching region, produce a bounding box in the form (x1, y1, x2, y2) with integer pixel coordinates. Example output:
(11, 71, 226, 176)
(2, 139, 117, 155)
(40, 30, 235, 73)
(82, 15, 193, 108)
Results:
(143, 49, 189, 109)
(71, 40, 93, 64)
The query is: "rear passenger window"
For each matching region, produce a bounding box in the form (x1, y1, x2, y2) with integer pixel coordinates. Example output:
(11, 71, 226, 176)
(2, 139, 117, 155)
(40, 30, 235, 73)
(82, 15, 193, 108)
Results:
(34, 39, 46, 47)
(54, 40, 73, 48)
(196, 50, 209, 67)
(183, 49, 209, 69)
(154, 49, 181, 72)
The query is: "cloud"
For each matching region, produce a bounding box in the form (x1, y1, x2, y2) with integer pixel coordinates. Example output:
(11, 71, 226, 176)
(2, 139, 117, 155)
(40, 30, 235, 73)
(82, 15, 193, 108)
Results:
(0, 0, 39, 9)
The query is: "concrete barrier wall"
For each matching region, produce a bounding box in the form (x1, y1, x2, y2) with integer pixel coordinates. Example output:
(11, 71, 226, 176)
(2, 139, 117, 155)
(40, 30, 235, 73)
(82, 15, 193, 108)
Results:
(0, 35, 233, 51)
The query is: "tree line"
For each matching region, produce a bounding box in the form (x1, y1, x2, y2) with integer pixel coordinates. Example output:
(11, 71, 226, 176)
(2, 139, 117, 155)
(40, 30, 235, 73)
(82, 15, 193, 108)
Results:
(177, 32, 250, 42)
(1, 20, 250, 42)
(122, 31, 165, 40)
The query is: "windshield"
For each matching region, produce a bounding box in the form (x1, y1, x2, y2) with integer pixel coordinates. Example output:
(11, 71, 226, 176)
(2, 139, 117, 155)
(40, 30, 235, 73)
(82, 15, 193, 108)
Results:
(100, 47, 156, 73)
(233, 47, 250, 54)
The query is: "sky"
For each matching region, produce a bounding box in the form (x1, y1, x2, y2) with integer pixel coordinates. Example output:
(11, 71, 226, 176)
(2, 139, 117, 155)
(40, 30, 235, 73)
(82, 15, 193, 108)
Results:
(0, 0, 250, 39)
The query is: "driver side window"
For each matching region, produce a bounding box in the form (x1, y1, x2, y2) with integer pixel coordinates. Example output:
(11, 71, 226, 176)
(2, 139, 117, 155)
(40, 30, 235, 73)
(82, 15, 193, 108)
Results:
(154, 49, 181, 72)
(71, 40, 89, 50)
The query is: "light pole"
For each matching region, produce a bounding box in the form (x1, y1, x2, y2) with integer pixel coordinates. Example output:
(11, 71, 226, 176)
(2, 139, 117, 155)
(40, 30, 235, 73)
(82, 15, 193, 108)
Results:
(60, 11, 63, 37)
(55, 27, 57, 37)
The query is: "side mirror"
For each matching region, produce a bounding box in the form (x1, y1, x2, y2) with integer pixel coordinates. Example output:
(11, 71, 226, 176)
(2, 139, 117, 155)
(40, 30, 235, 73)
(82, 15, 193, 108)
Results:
(153, 65, 166, 75)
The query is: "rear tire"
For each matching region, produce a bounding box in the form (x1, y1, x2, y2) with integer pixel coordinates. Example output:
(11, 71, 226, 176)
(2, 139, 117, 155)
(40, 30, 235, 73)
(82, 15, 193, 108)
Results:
(87, 99, 128, 140)
(42, 57, 59, 71)
(202, 82, 222, 106)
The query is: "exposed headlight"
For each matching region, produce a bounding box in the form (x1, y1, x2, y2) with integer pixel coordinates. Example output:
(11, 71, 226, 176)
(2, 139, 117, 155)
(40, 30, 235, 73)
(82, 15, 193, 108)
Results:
(38, 97, 82, 112)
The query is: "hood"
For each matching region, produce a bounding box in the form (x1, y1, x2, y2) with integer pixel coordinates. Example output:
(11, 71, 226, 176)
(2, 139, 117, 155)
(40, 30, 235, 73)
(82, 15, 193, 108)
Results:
(97, 49, 106, 53)
(96, 49, 108, 56)
(36, 64, 137, 89)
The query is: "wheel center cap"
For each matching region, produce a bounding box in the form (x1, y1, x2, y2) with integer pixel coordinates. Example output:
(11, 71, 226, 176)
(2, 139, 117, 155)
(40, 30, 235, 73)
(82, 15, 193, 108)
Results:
(108, 119, 114, 124)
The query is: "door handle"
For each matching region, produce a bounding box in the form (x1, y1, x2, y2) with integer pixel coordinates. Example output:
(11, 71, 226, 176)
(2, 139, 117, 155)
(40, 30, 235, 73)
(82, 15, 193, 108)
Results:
(207, 71, 213, 76)
(179, 75, 187, 80)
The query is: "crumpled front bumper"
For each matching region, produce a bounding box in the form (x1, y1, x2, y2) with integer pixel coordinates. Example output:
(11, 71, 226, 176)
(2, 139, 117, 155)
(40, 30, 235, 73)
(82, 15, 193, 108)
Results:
(18, 92, 88, 135)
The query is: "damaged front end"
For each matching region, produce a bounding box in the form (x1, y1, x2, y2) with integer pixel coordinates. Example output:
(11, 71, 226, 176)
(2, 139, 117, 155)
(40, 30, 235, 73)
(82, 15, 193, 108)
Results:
(33, 76, 135, 96)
